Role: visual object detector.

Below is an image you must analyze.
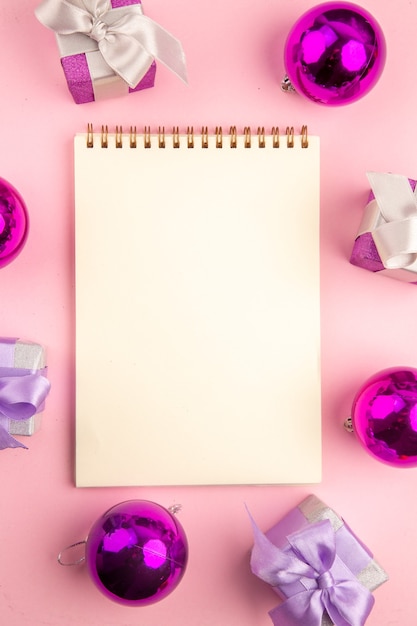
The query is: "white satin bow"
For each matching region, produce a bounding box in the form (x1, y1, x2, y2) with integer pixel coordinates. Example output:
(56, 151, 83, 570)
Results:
(35, 0, 187, 87)
(366, 172, 417, 269)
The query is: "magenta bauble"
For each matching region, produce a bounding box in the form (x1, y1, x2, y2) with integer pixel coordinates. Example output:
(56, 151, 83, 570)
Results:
(85, 500, 188, 605)
(351, 367, 417, 467)
(0, 178, 29, 268)
(283, 2, 386, 105)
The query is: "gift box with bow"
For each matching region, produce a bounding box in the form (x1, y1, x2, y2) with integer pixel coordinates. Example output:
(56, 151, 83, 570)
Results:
(0, 338, 51, 450)
(350, 172, 417, 283)
(249, 494, 388, 626)
(35, 0, 187, 104)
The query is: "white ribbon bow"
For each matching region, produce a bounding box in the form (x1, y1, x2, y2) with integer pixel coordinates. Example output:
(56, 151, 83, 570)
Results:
(35, 0, 187, 88)
(366, 172, 417, 269)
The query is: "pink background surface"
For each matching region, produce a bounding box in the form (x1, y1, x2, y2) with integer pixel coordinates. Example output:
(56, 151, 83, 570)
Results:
(1, 1, 416, 624)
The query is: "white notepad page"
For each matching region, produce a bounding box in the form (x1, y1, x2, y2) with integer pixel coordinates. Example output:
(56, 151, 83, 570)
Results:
(74, 128, 321, 487)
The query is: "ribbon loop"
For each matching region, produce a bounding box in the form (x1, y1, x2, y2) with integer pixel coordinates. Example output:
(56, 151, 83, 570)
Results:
(0, 371, 51, 450)
(366, 172, 417, 269)
(35, 0, 188, 88)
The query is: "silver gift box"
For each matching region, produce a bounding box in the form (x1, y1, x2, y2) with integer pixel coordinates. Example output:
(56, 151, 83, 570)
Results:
(7, 340, 47, 436)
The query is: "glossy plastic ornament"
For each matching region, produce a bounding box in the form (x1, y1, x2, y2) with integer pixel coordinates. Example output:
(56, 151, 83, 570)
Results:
(350, 367, 417, 467)
(0, 178, 29, 268)
(59, 500, 188, 606)
(283, 2, 386, 105)
(85, 500, 188, 605)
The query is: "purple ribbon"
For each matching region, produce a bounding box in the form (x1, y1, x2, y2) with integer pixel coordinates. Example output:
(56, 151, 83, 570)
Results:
(250, 516, 374, 626)
(0, 339, 51, 449)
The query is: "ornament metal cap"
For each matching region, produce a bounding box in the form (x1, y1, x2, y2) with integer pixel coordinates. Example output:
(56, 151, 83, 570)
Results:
(281, 75, 296, 93)
(343, 416, 353, 433)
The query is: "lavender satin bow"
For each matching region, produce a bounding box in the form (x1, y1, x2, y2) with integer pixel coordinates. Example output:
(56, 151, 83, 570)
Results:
(35, 0, 188, 87)
(250, 516, 374, 626)
(0, 371, 51, 450)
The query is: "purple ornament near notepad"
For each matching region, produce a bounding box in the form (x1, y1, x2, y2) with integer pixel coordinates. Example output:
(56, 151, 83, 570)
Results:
(282, 2, 386, 105)
(349, 367, 417, 467)
(61, 500, 188, 606)
(0, 178, 29, 268)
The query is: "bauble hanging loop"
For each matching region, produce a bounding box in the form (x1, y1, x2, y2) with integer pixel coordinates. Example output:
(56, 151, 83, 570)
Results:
(283, 2, 386, 105)
(347, 367, 417, 467)
(58, 500, 188, 606)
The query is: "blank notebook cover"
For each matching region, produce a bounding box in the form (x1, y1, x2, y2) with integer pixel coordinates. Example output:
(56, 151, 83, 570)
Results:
(74, 125, 321, 487)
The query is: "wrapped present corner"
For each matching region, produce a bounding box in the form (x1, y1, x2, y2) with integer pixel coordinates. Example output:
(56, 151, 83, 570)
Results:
(0, 338, 51, 450)
(350, 172, 417, 283)
(35, 0, 187, 104)
(249, 494, 388, 626)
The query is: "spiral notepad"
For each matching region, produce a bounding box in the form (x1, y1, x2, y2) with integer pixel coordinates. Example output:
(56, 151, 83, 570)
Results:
(74, 125, 321, 487)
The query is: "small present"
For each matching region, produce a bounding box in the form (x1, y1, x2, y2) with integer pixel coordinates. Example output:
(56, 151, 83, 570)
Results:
(249, 494, 388, 626)
(0, 338, 51, 450)
(35, 0, 187, 104)
(350, 172, 417, 283)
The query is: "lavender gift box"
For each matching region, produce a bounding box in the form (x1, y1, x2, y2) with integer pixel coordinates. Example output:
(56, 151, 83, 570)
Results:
(0, 338, 51, 449)
(350, 172, 417, 283)
(35, 0, 188, 104)
(250, 494, 388, 626)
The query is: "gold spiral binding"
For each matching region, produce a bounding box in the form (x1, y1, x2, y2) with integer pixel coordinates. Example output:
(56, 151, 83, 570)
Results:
(301, 125, 308, 149)
(230, 126, 237, 149)
(244, 127, 251, 148)
(286, 126, 294, 148)
(257, 127, 265, 148)
(87, 123, 94, 148)
(144, 126, 151, 148)
(173, 126, 180, 148)
(101, 125, 108, 148)
(202, 126, 209, 148)
(115, 125, 123, 148)
(215, 126, 222, 148)
(187, 127, 194, 148)
(272, 127, 280, 148)
(130, 126, 137, 148)
(158, 126, 165, 148)
(85, 124, 309, 149)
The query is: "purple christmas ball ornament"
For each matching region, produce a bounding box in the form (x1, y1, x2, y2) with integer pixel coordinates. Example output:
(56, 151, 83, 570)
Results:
(283, 2, 386, 105)
(350, 367, 417, 467)
(0, 178, 29, 268)
(85, 500, 188, 605)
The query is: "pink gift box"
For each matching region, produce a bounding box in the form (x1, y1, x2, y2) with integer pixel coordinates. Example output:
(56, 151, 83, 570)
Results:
(250, 495, 388, 626)
(43, 0, 156, 104)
